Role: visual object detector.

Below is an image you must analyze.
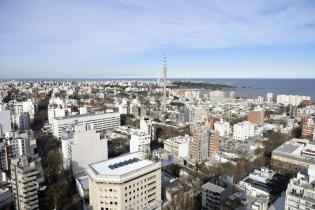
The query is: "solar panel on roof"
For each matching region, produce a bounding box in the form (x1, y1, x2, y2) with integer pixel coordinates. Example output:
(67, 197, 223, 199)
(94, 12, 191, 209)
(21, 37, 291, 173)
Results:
(108, 158, 140, 170)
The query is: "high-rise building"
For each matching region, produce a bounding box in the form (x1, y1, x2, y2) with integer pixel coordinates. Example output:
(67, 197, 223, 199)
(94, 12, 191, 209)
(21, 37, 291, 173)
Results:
(0, 141, 11, 171)
(284, 166, 315, 210)
(62, 124, 108, 176)
(248, 108, 265, 126)
(140, 117, 155, 141)
(209, 130, 220, 158)
(302, 117, 315, 140)
(88, 152, 162, 210)
(11, 155, 43, 210)
(0, 109, 11, 136)
(266, 92, 273, 103)
(189, 122, 220, 163)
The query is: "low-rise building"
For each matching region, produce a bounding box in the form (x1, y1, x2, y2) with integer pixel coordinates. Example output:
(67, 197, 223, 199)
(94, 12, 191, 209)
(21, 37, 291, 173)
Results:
(233, 121, 255, 141)
(214, 119, 231, 137)
(271, 138, 315, 169)
(164, 135, 190, 158)
(130, 129, 151, 153)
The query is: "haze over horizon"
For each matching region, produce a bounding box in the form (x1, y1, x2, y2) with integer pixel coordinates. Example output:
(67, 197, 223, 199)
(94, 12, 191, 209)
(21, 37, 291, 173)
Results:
(1, 0, 315, 79)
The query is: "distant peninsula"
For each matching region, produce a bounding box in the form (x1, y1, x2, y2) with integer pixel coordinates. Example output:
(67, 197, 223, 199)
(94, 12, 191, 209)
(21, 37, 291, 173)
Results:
(172, 81, 236, 90)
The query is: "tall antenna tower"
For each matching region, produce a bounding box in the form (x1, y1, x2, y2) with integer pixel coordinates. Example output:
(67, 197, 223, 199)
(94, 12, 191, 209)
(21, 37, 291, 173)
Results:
(163, 54, 167, 112)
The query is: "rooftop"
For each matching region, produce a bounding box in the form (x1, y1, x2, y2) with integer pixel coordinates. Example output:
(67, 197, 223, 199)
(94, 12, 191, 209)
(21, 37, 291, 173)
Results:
(55, 111, 119, 120)
(202, 182, 226, 194)
(89, 152, 155, 176)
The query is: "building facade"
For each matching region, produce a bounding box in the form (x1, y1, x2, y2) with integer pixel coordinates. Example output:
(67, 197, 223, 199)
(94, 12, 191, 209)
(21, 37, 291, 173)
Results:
(233, 121, 255, 141)
(130, 129, 151, 153)
(88, 152, 162, 210)
(284, 166, 315, 210)
(52, 112, 120, 138)
(62, 124, 108, 176)
(189, 123, 220, 163)
(248, 108, 265, 126)
(163, 135, 190, 158)
(11, 156, 43, 210)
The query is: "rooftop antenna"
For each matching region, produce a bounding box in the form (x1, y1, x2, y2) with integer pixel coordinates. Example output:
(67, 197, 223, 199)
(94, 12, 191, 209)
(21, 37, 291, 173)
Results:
(163, 54, 167, 112)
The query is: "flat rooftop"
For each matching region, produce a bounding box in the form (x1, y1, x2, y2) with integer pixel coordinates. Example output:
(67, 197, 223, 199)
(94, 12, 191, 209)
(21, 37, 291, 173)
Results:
(89, 152, 156, 176)
(276, 143, 299, 154)
(202, 182, 225, 194)
(55, 111, 119, 120)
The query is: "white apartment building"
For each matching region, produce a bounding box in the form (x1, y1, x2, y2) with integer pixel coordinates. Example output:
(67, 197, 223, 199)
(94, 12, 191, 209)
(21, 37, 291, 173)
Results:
(52, 112, 120, 138)
(164, 135, 190, 158)
(233, 121, 255, 141)
(266, 92, 273, 103)
(48, 107, 66, 124)
(88, 152, 162, 210)
(10, 102, 32, 130)
(130, 129, 151, 153)
(0, 109, 11, 136)
(188, 105, 208, 122)
(214, 119, 231, 137)
(209, 90, 225, 99)
(277, 95, 311, 106)
(140, 117, 155, 141)
(62, 124, 108, 176)
(11, 156, 43, 210)
(284, 166, 315, 210)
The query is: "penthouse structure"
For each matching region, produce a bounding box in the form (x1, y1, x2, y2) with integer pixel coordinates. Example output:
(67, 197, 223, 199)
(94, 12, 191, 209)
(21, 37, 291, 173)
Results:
(272, 138, 315, 169)
(88, 152, 161, 210)
(284, 166, 315, 210)
(52, 112, 120, 138)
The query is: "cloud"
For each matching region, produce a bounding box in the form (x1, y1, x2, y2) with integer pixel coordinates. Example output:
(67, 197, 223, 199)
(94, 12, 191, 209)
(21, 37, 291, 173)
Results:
(1, 0, 315, 56)
(0, 0, 315, 78)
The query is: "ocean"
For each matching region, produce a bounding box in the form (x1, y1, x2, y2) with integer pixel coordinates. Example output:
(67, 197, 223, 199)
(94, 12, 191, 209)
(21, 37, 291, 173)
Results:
(190, 78, 315, 100)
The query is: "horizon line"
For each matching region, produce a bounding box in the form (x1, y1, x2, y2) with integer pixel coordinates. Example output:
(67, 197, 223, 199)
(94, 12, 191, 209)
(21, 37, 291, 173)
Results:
(1, 77, 315, 80)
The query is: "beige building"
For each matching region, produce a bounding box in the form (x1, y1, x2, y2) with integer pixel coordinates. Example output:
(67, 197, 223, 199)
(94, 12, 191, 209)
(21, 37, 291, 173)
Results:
(88, 152, 161, 210)
(189, 122, 219, 163)
(11, 155, 43, 210)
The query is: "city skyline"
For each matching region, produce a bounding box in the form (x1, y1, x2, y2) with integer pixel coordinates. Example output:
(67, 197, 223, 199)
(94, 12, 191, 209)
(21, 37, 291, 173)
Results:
(1, 0, 315, 78)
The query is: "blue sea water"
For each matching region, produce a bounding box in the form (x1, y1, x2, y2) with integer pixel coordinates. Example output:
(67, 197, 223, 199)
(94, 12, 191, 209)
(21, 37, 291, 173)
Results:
(181, 78, 315, 100)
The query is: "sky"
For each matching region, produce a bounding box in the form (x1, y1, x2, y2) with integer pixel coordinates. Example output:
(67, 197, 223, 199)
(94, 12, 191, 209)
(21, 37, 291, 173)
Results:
(0, 0, 315, 79)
